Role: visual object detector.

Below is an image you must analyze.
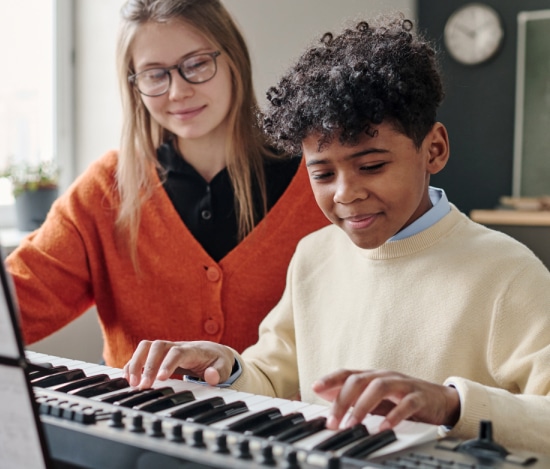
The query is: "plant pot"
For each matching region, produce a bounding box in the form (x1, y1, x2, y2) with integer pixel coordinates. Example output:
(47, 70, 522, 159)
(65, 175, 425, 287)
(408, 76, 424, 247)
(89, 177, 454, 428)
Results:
(14, 187, 59, 232)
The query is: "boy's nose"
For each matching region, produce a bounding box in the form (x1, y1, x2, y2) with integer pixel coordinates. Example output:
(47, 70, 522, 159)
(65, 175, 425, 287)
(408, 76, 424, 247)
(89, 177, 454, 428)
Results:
(333, 176, 368, 204)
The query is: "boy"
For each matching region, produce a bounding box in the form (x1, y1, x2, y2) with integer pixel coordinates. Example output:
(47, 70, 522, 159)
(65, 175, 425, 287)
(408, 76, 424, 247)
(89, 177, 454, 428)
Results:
(124, 14, 550, 455)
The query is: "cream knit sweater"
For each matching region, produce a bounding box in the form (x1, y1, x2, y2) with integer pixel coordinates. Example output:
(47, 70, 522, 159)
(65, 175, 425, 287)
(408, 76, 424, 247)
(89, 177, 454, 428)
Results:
(234, 206, 550, 455)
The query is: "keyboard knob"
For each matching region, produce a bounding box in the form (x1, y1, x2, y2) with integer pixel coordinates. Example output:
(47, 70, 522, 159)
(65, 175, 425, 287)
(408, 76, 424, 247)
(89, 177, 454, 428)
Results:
(130, 414, 145, 433)
(169, 424, 184, 443)
(285, 450, 299, 469)
(191, 429, 205, 448)
(108, 410, 124, 428)
(260, 443, 276, 466)
(214, 434, 229, 454)
(148, 418, 164, 438)
(236, 438, 252, 460)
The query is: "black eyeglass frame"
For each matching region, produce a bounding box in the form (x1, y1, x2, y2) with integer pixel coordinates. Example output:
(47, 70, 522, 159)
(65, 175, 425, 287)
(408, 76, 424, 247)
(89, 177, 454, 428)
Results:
(128, 51, 222, 97)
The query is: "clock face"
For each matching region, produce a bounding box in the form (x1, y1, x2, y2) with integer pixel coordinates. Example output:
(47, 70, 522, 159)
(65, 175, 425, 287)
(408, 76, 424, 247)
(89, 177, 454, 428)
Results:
(444, 3, 504, 65)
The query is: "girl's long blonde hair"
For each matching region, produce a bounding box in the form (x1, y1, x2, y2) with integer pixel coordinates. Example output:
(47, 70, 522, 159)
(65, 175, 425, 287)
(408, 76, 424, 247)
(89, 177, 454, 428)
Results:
(116, 0, 273, 265)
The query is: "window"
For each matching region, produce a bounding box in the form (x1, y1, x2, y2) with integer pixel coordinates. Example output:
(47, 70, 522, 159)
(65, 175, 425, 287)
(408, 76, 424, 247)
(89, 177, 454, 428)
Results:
(0, 0, 73, 228)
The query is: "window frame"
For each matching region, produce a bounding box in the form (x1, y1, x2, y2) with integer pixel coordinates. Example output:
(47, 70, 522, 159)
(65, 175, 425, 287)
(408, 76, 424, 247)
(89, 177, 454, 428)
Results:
(0, 0, 75, 229)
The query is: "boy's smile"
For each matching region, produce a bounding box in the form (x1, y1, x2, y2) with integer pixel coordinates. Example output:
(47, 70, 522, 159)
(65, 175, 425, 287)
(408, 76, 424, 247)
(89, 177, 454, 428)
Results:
(303, 122, 449, 249)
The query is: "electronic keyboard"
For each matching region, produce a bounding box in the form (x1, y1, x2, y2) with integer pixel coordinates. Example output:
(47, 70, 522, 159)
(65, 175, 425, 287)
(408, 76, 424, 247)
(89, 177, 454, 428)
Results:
(26, 351, 550, 469)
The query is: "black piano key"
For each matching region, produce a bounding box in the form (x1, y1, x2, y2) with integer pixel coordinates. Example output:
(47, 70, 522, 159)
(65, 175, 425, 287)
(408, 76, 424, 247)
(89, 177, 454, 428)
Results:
(244, 412, 305, 438)
(28, 361, 54, 370)
(31, 369, 86, 388)
(28, 365, 68, 380)
(340, 429, 397, 459)
(312, 423, 370, 452)
(68, 377, 130, 398)
(113, 387, 174, 407)
(167, 396, 225, 420)
(224, 407, 282, 433)
(49, 374, 110, 393)
(269, 416, 327, 443)
(98, 388, 144, 403)
(133, 390, 195, 412)
(188, 400, 249, 425)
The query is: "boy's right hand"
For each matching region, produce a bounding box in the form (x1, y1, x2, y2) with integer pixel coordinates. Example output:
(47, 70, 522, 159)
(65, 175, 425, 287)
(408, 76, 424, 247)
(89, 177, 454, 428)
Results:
(123, 340, 235, 389)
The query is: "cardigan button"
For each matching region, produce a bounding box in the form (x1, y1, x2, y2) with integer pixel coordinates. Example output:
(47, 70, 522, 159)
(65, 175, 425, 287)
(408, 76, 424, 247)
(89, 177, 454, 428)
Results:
(204, 319, 220, 335)
(206, 267, 220, 282)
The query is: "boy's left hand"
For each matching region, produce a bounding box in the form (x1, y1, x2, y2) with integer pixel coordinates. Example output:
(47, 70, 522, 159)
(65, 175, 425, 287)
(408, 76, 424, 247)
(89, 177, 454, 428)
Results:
(312, 369, 460, 430)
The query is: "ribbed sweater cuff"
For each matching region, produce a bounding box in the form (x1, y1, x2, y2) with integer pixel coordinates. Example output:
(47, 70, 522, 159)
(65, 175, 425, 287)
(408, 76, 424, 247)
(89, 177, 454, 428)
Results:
(443, 376, 491, 440)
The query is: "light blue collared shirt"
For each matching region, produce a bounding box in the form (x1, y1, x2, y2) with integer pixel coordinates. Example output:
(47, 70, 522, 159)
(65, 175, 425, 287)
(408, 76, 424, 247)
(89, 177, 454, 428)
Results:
(389, 186, 450, 241)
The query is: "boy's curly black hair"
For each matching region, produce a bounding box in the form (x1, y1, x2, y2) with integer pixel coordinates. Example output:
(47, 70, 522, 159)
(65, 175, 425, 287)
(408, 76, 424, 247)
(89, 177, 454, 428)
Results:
(261, 14, 444, 154)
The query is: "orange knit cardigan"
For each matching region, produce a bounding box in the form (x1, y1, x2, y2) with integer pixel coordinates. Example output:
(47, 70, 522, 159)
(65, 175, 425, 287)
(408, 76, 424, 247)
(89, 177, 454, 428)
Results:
(6, 151, 329, 368)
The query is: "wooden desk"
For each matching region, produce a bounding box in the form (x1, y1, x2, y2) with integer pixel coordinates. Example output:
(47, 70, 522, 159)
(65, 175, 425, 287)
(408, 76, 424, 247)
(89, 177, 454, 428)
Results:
(470, 210, 550, 268)
(470, 209, 550, 226)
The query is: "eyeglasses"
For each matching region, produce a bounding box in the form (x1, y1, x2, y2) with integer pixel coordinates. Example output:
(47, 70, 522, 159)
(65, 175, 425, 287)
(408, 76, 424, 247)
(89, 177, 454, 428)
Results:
(128, 51, 221, 97)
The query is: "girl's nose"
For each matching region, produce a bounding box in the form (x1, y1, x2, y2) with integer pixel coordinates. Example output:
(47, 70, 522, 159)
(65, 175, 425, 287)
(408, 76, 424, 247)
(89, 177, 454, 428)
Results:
(168, 71, 195, 100)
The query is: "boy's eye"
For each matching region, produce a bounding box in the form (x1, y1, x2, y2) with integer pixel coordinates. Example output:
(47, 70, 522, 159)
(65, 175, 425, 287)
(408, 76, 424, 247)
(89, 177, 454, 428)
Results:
(361, 162, 386, 172)
(310, 171, 333, 180)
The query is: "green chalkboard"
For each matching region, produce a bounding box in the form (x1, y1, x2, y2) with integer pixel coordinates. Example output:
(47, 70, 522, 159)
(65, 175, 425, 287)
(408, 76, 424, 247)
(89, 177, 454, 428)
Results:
(513, 10, 550, 196)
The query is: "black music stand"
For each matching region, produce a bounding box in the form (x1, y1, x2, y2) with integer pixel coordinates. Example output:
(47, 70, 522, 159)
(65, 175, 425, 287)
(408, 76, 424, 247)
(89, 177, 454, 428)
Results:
(0, 245, 53, 468)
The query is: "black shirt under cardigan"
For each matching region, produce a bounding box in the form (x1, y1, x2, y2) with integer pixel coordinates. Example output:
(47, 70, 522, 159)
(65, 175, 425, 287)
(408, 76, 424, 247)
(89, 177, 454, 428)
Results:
(157, 142, 301, 262)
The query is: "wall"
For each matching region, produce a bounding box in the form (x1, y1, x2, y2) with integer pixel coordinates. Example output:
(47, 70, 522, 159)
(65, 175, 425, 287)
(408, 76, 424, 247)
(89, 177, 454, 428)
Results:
(29, 0, 415, 363)
(418, 0, 550, 215)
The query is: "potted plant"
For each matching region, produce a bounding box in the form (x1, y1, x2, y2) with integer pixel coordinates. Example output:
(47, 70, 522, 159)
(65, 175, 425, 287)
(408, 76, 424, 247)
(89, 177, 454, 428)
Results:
(0, 160, 60, 232)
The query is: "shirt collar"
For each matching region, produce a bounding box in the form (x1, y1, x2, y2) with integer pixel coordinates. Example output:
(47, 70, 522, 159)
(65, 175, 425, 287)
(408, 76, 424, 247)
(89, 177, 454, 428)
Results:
(389, 186, 451, 241)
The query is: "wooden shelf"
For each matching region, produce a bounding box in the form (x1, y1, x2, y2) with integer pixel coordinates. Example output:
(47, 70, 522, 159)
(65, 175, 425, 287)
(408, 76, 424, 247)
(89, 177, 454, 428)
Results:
(470, 209, 550, 226)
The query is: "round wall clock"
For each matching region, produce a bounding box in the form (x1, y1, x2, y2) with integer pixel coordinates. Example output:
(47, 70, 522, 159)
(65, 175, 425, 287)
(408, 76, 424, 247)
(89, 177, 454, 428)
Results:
(443, 3, 505, 65)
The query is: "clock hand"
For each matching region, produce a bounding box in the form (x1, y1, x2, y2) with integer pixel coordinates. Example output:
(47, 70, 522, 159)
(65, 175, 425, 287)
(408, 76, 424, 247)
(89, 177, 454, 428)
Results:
(453, 23, 475, 39)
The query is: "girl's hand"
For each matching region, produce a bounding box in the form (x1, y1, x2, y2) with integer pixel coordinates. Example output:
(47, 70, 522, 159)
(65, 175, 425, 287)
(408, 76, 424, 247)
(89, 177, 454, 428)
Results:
(123, 340, 235, 389)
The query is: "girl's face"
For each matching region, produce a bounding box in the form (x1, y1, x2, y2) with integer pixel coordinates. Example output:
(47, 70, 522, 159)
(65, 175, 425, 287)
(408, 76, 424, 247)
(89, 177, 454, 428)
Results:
(131, 20, 233, 148)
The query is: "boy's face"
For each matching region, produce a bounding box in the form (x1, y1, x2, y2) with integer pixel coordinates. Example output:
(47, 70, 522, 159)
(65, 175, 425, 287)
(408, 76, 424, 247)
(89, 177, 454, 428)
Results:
(303, 121, 449, 249)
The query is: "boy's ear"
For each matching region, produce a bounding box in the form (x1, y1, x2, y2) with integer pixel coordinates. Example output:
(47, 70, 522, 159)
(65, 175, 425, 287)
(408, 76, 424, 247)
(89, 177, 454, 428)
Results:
(425, 122, 450, 175)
